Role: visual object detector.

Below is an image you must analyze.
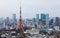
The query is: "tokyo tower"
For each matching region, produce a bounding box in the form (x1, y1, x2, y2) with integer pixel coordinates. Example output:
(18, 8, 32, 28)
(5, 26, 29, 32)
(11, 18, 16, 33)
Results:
(17, 2, 23, 32)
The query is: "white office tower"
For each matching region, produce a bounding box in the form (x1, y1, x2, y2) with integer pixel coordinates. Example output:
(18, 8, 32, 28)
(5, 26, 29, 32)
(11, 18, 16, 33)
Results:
(46, 14, 49, 30)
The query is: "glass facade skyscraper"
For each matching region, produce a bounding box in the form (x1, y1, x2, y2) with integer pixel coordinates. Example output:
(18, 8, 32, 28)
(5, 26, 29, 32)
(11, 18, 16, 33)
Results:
(41, 14, 46, 25)
(41, 14, 49, 29)
(41, 14, 46, 21)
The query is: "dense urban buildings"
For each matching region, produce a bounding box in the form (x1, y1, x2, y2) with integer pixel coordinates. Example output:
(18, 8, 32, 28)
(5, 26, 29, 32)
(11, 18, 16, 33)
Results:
(0, 1, 60, 38)
(0, 13, 60, 38)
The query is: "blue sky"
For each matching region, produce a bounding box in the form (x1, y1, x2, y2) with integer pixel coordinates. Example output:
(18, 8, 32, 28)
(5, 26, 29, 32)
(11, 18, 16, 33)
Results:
(0, 0, 60, 19)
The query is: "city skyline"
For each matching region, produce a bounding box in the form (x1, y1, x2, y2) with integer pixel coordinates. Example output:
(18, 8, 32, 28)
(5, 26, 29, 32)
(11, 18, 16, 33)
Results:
(0, 0, 60, 19)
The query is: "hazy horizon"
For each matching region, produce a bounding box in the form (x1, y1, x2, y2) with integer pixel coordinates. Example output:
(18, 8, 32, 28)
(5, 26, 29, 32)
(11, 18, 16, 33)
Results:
(0, 0, 60, 19)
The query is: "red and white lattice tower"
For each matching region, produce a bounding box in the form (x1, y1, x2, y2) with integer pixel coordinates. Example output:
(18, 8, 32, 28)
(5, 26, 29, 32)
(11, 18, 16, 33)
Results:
(17, 3, 23, 32)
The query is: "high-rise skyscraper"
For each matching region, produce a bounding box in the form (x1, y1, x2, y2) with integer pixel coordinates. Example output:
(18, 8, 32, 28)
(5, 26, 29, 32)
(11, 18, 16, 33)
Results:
(12, 14, 17, 28)
(12, 14, 17, 22)
(41, 14, 49, 29)
(6, 17, 10, 25)
(36, 14, 39, 21)
(41, 14, 46, 25)
(5, 17, 11, 29)
(55, 17, 60, 26)
(49, 19, 54, 25)
(49, 18, 54, 28)
(41, 14, 46, 21)
(46, 14, 49, 29)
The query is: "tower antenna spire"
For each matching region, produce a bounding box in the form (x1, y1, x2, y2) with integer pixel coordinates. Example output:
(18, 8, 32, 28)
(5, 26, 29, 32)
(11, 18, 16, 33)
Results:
(20, 1, 21, 18)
